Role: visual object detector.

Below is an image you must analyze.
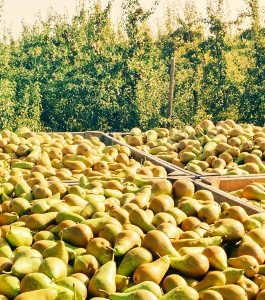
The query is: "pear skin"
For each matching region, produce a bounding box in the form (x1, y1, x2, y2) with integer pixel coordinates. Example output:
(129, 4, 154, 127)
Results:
(114, 230, 141, 256)
(61, 224, 93, 247)
(86, 237, 114, 265)
(14, 289, 58, 300)
(88, 260, 116, 297)
(237, 275, 259, 299)
(162, 274, 187, 293)
(194, 271, 226, 291)
(200, 290, 224, 300)
(74, 254, 99, 277)
(202, 246, 228, 270)
(0, 274, 20, 299)
(129, 209, 156, 233)
(25, 212, 58, 230)
(228, 255, 259, 277)
(109, 290, 158, 300)
(209, 284, 248, 300)
(159, 286, 199, 300)
(223, 267, 244, 284)
(117, 247, 153, 276)
(38, 257, 67, 280)
(20, 272, 52, 293)
(142, 230, 180, 257)
(123, 281, 162, 298)
(43, 240, 69, 264)
(133, 255, 170, 284)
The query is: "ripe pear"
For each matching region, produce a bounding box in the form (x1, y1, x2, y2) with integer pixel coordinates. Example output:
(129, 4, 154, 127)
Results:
(247, 228, 265, 247)
(149, 195, 174, 213)
(61, 224, 93, 247)
(142, 230, 180, 257)
(159, 286, 199, 300)
(170, 253, 209, 278)
(32, 240, 57, 254)
(133, 255, 170, 284)
(0, 212, 19, 225)
(130, 187, 151, 209)
(25, 212, 58, 230)
(223, 267, 244, 284)
(123, 281, 162, 298)
(74, 254, 99, 277)
(173, 179, 194, 198)
(55, 211, 84, 224)
(117, 247, 153, 276)
(38, 257, 67, 280)
(202, 246, 228, 270)
(152, 212, 176, 227)
(14, 289, 58, 300)
(43, 240, 69, 264)
(237, 238, 265, 264)
(228, 255, 259, 277)
(81, 217, 121, 235)
(157, 223, 181, 240)
(194, 271, 226, 291)
(220, 206, 249, 223)
(33, 230, 55, 242)
(8, 198, 31, 216)
(109, 290, 158, 300)
(50, 220, 76, 234)
(162, 274, 187, 293)
(88, 260, 116, 297)
(172, 236, 222, 250)
(198, 203, 221, 224)
(0, 237, 15, 259)
(86, 237, 114, 265)
(209, 284, 248, 300)
(55, 276, 87, 300)
(114, 230, 141, 256)
(81, 200, 105, 219)
(237, 275, 259, 299)
(0, 274, 20, 298)
(165, 207, 187, 225)
(199, 290, 223, 300)
(20, 272, 52, 293)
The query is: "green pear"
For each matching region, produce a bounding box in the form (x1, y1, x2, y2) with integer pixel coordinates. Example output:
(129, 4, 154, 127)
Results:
(129, 209, 156, 233)
(88, 260, 116, 297)
(8, 198, 31, 216)
(208, 284, 248, 300)
(194, 271, 226, 291)
(0, 274, 20, 299)
(130, 187, 151, 209)
(117, 247, 153, 276)
(115, 274, 130, 291)
(202, 246, 228, 270)
(50, 220, 76, 234)
(74, 254, 99, 277)
(82, 217, 122, 235)
(159, 286, 199, 300)
(133, 256, 170, 284)
(25, 212, 58, 230)
(86, 237, 114, 265)
(55, 276, 87, 300)
(114, 230, 141, 256)
(123, 281, 162, 298)
(162, 274, 187, 293)
(0, 237, 14, 259)
(33, 230, 55, 242)
(14, 289, 58, 300)
(43, 240, 69, 264)
(38, 257, 67, 280)
(81, 200, 105, 219)
(6, 226, 33, 247)
(98, 223, 122, 245)
(109, 290, 158, 300)
(15, 181, 31, 197)
(20, 272, 52, 293)
(172, 236, 222, 250)
(223, 267, 244, 284)
(55, 211, 84, 224)
(142, 230, 180, 257)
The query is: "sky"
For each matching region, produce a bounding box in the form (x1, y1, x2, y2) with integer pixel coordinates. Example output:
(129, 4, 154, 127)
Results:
(0, 0, 264, 39)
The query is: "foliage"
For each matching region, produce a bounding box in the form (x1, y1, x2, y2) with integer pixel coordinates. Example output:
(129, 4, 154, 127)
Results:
(0, 0, 264, 131)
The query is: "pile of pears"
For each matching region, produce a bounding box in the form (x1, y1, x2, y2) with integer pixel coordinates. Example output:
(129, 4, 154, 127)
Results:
(2, 171, 265, 299)
(113, 119, 265, 175)
(230, 182, 265, 209)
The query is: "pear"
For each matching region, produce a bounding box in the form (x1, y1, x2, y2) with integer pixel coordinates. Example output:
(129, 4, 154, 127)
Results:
(223, 267, 244, 284)
(237, 275, 259, 299)
(115, 274, 130, 291)
(198, 203, 221, 224)
(0, 237, 14, 259)
(228, 255, 259, 277)
(0, 257, 12, 273)
(11, 251, 43, 278)
(199, 290, 224, 300)
(129, 209, 156, 232)
(172, 179, 194, 198)
(165, 208, 187, 225)
(142, 230, 180, 257)
(82, 217, 121, 235)
(159, 286, 199, 300)
(202, 246, 228, 270)
(38, 257, 67, 280)
(88, 260, 116, 297)
(172, 236, 222, 250)
(133, 255, 170, 284)
(257, 290, 265, 300)
(247, 228, 265, 247)
(74, 254, 99, 277)
(194, 271, 226, 291)
(109, 290, 158, 300)
(170, 253, 209, 278)
(71, 273, 90, 287)
(152, 212, 176, 227)
(109, 208, 129, 224)
(149, 195, 174, 214)
(6, 226, 33, 247)
(130, 187, 151, 209)
(14, 289, 58, 300)
(99, 223, 122, 245)
(61, 224, 93, 247)
(220, 206, 249, 223)
(63, 194, 88, 208)
(8, 198, 31, 216)
(0, 274, 20, 298)
(123, 281, 162, 298)
(114, 230, 141, 256)
(206, 218, 245, 241)
(25, 212, 58, 230)
(0, 212, 19, 225)
(242, 184, 265, 200)
(43, 240, 69, 264)
(209, 284, 248, 300)
(162, 274, 187, 293)
(50, 220, 76, 234)
(81, 200, 105, 219)
(55, 211, 84, 224)
(32, 240, 57, 254)
(117, 247, 153, 276)
(20, 272, 52, 292)
(86, 237, 114, 265)
(33, 230, 55, 242)
(55, 276, 87, 300)
(237, 238, 265, 264)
